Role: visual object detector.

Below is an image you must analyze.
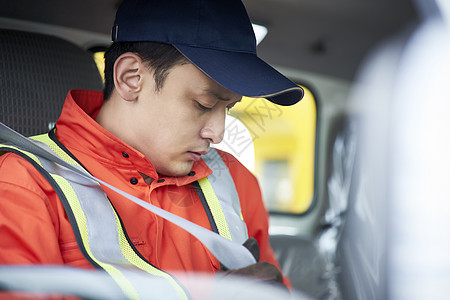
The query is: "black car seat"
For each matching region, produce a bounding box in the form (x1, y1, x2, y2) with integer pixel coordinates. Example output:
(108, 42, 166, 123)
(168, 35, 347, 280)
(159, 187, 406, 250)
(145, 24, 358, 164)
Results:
(0, 28, 104, 137)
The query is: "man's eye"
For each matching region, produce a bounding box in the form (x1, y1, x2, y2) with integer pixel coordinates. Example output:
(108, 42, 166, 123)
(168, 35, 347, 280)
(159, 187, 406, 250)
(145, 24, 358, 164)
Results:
(197, 102, 212, 111)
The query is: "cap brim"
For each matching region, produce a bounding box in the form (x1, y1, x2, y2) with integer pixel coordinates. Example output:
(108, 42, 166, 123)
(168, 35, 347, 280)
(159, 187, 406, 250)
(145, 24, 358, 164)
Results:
(174, 45, 304, 106)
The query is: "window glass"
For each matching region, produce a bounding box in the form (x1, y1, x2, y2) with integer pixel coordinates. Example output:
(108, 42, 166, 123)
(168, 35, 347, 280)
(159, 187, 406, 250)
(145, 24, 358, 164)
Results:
(92, 51, 105, 82)
(260, 160, 293, 211)
(228, 87, 317, 214)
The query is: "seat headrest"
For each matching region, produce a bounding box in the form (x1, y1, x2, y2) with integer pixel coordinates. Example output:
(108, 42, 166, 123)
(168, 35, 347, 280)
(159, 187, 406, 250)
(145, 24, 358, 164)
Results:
(0, 29, 104, 136)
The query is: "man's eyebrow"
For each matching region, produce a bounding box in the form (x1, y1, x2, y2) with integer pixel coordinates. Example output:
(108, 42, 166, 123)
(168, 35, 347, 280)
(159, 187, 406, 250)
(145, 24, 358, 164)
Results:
(204, 88, 231, 101)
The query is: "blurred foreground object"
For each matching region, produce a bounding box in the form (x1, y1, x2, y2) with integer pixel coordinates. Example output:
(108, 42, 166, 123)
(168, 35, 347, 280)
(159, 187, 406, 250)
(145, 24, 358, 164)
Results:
(0, 266, 310, 299)
(336, 1, 450, 299)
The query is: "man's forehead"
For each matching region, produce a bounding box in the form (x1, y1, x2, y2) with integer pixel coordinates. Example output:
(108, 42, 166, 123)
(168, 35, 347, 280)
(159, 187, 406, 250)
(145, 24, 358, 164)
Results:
(202, 87, 242, 102)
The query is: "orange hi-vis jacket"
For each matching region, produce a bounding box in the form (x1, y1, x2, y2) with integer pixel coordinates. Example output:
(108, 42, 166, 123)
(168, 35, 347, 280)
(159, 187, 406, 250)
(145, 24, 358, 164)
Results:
(0, 89, 289, 286)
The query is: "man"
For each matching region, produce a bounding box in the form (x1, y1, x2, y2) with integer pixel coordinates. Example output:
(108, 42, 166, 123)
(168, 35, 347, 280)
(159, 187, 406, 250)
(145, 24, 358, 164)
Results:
(0, 0, 303, 297)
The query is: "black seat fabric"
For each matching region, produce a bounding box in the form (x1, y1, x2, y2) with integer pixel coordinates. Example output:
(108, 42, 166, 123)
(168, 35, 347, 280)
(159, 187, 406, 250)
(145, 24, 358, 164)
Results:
(0, 29, 104, 136)
(270, 234, 330, 299)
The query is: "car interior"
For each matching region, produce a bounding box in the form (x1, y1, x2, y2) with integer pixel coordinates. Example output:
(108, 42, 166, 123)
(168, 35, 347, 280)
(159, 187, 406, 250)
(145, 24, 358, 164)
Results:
(2, 0, 450, 299)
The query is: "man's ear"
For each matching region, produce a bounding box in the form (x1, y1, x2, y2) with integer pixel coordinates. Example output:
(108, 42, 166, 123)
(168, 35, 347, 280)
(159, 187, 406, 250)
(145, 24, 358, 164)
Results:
(113, 52, 145, 102)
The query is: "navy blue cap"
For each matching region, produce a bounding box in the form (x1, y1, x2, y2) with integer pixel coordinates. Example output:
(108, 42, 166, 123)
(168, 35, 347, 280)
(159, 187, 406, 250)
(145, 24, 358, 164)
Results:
(112, 0, 304, 106)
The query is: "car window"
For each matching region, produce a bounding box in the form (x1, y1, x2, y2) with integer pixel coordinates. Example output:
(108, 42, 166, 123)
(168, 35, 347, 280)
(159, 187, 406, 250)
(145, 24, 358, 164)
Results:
(228, 87, 317, 214)
(92, 50, 105, 82)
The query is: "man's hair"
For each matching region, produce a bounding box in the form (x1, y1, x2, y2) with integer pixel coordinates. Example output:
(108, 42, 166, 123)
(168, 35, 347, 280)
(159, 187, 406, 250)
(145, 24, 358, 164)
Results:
(103, 42, 189, 100)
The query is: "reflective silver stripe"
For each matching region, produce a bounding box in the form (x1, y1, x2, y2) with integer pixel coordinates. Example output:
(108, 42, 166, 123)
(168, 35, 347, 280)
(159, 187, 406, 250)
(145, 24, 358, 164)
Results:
(25, 144, 185, 300)
(202, 148, 248, 244)
(38, 157, 130, 265)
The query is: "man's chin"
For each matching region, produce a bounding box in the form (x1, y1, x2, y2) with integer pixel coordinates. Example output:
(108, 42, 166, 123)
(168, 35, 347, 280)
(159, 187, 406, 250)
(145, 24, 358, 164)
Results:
(157, 162, 194, 177)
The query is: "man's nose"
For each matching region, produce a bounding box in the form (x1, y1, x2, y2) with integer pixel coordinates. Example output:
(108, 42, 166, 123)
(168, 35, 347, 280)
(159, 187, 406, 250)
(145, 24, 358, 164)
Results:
(200, 111, 226, 144)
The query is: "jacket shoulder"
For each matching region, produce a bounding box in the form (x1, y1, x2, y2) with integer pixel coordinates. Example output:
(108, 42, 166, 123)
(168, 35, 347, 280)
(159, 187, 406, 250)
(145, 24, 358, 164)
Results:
(214, 148, 259, 187)
(0, 151, 53, 197)
(214, 148, 246, 170)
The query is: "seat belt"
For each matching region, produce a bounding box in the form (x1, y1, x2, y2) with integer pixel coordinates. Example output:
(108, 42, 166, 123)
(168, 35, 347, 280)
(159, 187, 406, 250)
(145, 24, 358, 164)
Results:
(0, 122, 256, 271)
(198, 148, 248, 244)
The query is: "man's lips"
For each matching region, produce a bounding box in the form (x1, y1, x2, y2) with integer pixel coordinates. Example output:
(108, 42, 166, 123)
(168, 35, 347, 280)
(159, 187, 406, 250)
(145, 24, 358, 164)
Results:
(187, 150, 209, 161)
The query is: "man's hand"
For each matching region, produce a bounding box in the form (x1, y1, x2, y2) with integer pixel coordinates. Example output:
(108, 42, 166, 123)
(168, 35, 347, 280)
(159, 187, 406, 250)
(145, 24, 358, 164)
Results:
(218, 261, 289, 296)
(221, 261, 283, 284)
(218, 237, 288, 291)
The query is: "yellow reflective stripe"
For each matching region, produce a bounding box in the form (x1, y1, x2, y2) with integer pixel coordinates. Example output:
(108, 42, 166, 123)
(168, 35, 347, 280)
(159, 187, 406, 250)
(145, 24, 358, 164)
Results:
(197, 177, 232, 240)
(30, 134, 188, 300)
(0, 144, 139, 299)
(114, 208, 189, 300)
(52, 175, 140, 300)
(0, 145, 42, 167)
(31, 134, 79, 167)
